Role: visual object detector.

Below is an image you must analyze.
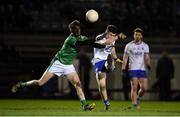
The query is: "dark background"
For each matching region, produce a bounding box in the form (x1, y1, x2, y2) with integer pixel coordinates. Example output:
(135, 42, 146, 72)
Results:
(0, 0, 179, 100)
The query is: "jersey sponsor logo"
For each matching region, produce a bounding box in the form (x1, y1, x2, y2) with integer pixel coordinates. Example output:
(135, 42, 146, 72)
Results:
(130, 50, 143, 56)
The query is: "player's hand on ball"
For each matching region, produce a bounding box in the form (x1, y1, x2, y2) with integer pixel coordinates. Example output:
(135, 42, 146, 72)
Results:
(118, 33, 126, 40)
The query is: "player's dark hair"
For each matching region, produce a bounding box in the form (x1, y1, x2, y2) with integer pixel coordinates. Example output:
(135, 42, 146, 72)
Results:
(69, 20, 80, 29)
(133, 28, 143, 34)
(106, 25, 118, 35)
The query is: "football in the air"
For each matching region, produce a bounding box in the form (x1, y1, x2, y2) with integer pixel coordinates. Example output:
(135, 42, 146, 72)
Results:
(85, 9, 99, 23)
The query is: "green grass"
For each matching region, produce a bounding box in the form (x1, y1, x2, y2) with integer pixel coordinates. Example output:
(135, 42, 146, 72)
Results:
(0, 99, 180, 116)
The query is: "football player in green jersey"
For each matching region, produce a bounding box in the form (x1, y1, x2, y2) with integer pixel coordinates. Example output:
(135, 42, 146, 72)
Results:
(12, 20, 104, 111)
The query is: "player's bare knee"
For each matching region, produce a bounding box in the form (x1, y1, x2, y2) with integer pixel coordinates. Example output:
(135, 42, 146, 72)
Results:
(31, 80, 39, 86)
(37, 80, 44, 86)
(132, 87, 138, 92)
(76, 81, 82, 88)
(100, 84, 106, 90)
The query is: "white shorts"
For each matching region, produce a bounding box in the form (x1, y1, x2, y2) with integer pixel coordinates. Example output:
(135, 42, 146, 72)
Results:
(48, 60, 76, 77)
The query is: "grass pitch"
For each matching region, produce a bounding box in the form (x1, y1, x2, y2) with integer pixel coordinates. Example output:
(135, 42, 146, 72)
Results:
(0, 99, 180, 116)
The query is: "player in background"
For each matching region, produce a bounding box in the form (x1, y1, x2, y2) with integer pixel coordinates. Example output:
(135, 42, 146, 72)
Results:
(122, 28, 151, 109)
(93, 25, 126, 110)
(12, 20, 105, 111)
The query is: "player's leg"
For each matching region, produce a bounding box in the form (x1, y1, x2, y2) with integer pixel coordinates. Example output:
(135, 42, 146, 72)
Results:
(12, 59, 60, 93)
(137, 78, 148, 107)
(136, 70, 148, 108)
(106, 54, 113, 71)
(94, 60, 110, 110)
(138, 78, 148, 97)
(96, 72, 110, 110)
(12, 70, 55, 93)
(67, 72, 84, 99)
(96, 72, 107, 100)
(105, 54, 115, 72)
(130, 78, 139, 107)
(66, 72, 95, 111)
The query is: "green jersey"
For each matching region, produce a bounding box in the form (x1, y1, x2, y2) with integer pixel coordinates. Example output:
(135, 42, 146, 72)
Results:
(55, 34, 88, 65)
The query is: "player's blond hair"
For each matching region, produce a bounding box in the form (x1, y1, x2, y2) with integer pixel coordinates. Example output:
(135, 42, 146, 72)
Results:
(68, 20, 80, 29)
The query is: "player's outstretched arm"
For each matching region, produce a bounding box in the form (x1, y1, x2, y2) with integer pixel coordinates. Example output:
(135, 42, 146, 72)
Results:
(95, 38, 116, 45)
(74, 39, 105, 48)
(95, 33, 126, 45)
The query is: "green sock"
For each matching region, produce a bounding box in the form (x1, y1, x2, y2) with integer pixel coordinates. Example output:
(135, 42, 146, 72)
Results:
(80, 99, 88, 107)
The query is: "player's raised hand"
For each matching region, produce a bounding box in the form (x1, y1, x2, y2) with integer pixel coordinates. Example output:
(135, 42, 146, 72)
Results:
(118, 32, 126, 40)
